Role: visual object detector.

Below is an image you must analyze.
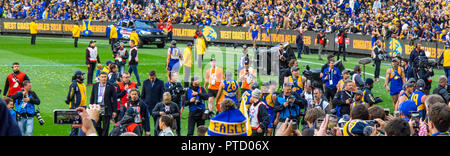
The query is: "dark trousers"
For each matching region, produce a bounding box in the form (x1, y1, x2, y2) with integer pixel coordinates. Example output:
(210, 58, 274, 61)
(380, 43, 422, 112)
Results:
(74, 37, 78, 48)
(336, 44, 346, 60)
(297, 44, 303, 58)
(31, 34, 36, 45)
(95, 115, 111, 136)
(168, 31, 173, 41)
(87, 62, 96, 85)
(325, 87, 337, 108)
(187, 110, 205, 136)
(110, 38, 117, 50)
(128, 64, 141, 85)
(374, 59, 381, 78)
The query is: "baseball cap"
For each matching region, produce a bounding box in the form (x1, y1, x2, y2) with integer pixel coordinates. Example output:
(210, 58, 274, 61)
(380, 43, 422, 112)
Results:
(89, 40, 96, 44)
(291, 66, 299, 72)
(244, 59, 250, 65)
(399, 100, 417, 117)
(187, 42, 193, 46)
(106, 60, 113, 65)
(342, 69, 350, 74)
(74, 70, 85, 76)
(170, 40, 177, 45)
(210, 57, 216, 62)
(354, 90, 364, 95)
(365, 78, 374, 85)
(252, 89, 262, 99)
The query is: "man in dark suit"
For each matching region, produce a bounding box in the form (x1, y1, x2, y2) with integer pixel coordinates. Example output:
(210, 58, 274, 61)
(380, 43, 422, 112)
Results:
(90, 72, 117, 136)
(141, 70, 165, 135)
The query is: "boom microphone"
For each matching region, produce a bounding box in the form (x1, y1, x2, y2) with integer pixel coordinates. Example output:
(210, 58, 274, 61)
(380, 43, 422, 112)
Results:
(359, 57, 372, 65)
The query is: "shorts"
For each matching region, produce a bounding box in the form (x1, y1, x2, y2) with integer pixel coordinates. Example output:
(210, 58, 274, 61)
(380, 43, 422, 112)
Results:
(252, 31, 258, 40)
(208, 89, 219, 98)
(168, 59, 180, 72)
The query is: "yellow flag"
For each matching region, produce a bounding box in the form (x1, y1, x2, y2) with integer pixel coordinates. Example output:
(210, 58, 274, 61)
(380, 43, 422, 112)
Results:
(239, 94, 252, 136)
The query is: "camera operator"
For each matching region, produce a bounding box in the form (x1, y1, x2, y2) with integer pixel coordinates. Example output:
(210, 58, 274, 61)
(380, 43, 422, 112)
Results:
(164, 72, 184, 136)
(186, 77, 209, 136)
(10, 80, 40, 136)
(372, 40, 384, 82)
(432, 76, 450, 103)
(274, 83, 305, 134)
(416, 57, 434, 95)
(409, 44, 426, 72)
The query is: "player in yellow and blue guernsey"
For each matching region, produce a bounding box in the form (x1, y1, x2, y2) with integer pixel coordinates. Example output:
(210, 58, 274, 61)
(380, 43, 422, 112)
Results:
(384, 58, 406, 109)
(241, 83, 259, 110)
(216, 70, 241, 110)
(166, 40, 183, 78)
(409, 79, 428, 118)
(343, 104, 370, 136)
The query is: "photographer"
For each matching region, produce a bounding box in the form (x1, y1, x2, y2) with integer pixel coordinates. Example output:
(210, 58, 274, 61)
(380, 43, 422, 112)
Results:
(333, 80, 354, 117)
(416, 56, 434, 95)
(152, 92, 180, 136)
(409, 44, 426, 71)
(10, 80, 40, 136)
(113, 42, 128, 75)
(186, 77, 209, 136)
(114, 88, 150, 136)
(274, 83, 305, 134)
(164, 72, 184, 136)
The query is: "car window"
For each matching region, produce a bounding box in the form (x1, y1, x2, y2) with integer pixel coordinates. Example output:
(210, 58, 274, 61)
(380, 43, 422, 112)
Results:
(122, 21, 128, 27)
(135, 21, 157, 29)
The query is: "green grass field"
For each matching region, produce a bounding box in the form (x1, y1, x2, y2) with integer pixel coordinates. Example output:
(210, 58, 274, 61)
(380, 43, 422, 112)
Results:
(0, 35, 444, 136)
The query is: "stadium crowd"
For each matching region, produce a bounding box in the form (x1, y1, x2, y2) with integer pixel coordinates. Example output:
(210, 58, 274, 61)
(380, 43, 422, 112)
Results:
(1, 0, 450, 43)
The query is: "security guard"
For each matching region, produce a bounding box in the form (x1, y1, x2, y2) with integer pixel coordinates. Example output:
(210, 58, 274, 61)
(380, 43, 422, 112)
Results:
(130, 28, 139, 47)
(438, 46, 450, 83)
(86, 40, 101, 86)
(109, 24, 118, 50)
(72, 23, 80, 48)
(30, 19, 38, 45)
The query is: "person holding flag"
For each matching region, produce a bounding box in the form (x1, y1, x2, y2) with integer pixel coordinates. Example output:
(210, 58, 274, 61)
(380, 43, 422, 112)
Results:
(207, 98, 247, 136)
